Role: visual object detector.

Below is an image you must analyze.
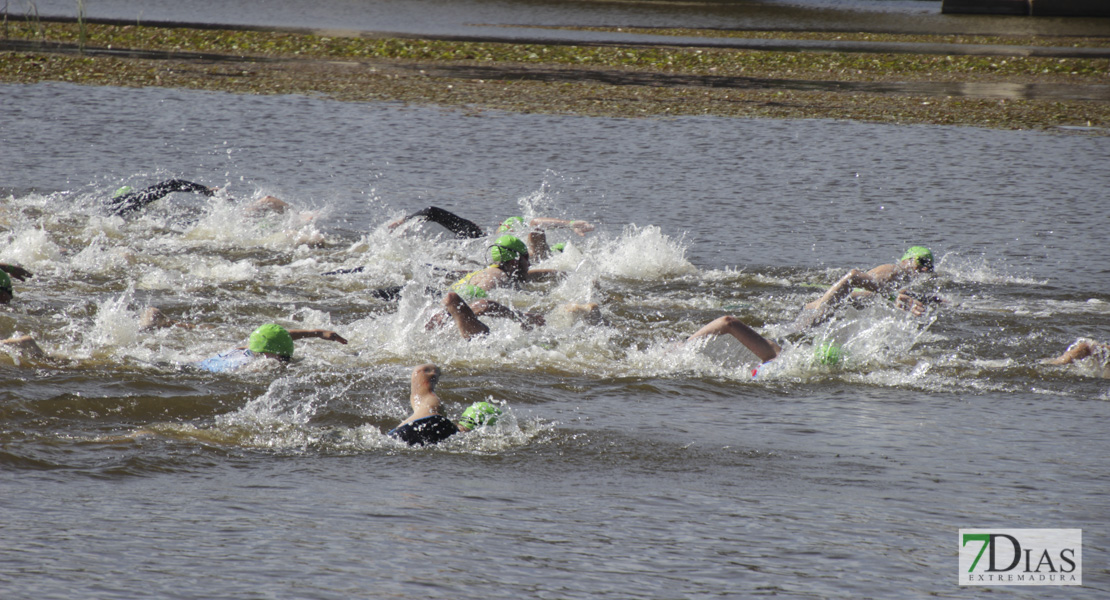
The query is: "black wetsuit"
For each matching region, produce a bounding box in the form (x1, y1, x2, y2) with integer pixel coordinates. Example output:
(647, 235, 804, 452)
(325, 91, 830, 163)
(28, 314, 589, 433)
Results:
(388, 415, 459, 446)
(107, 179, 214, 216)
(403, 206, 484, 239)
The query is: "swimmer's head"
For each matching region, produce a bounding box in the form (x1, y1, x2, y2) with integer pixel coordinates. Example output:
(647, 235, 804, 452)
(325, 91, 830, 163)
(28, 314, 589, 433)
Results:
(901, 246, 934, 272)
(814, 342, 845, 366)
(490, 235, 529, 265)
(248, 323, 295, 359)
(0, 270, 11, 303)
(498, 216, 526, 233)
(112, 186, 133, 199)
(413, 363, 441, 390)
(551, 242, 566, 253)
(459, 401, 502, 430)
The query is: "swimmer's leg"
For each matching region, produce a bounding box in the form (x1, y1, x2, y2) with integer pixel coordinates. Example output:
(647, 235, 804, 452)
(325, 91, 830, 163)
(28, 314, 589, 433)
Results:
(686, 315, 780, 363)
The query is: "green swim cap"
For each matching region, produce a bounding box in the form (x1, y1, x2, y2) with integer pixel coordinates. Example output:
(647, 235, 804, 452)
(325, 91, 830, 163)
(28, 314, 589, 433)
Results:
(498, 216, 526, 232)
(459, 401, 502, 430)
(490, 235, 529, 264)
(814, 342, 845, 366)
(452, 283, 489, 301)
(248, 324, 295, 358)
(112, 186, 133, 199)
(551, 242, 566, 253)
(901, 246, 934, 272)
(0, 270, 10, 293)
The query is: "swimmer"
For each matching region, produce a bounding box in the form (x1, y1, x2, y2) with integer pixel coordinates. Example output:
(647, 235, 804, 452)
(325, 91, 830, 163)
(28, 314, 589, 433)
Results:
(791, 246, 938, 332)
(0, 270, 17, 305)
(0, 263, 33, 283)
(435, 291, 600, 340)
(192, 323, 348, 373)
(387, 363, 502, 446)
(106, 179, 217, 216)
(433, 291, 542, 339)
(0, 264, 33, 304)
(1044, 338, 1110, 376)
(343, 233, 563, 303)
(686, 315, 844, 377)
(106, 179, 292, 217)
(0, 334, 50, 360)
(387, 206, 593, 259)
(449, 234, 562, 297)
(139, 307, 205, 331)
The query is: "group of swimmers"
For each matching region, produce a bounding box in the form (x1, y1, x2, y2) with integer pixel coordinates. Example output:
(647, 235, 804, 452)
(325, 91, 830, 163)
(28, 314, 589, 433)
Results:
(3, 179, 1107, 445)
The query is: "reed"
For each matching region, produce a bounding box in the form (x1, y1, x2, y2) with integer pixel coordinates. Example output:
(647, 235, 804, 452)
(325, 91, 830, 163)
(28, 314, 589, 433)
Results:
(22, 0, 44, 42)
(76, 0, 85, 52)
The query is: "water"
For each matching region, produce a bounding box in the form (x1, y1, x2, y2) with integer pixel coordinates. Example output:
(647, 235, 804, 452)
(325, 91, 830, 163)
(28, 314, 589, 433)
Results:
(2, 81, 1109, 598)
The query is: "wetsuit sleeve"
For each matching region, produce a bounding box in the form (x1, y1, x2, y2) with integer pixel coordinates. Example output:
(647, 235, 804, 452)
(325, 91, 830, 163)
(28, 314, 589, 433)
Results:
(107, 179, 214, 216)
(406, 206, 484, 239)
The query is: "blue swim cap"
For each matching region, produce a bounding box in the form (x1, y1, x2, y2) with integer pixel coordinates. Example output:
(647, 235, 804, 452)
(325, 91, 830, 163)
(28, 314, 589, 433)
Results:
(459, 401, 501, 430)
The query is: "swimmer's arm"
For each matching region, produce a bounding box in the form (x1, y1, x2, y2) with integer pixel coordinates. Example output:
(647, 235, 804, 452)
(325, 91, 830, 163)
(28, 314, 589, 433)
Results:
(288, 329, 348, 344)
(0, 263, 32, 281)
(107, 179, 215, 216)
(1, 335, 50, 360)
(139, 307, 210, 331)
(529, 217, 594, 236)
(524, 268, 563, 282)
(246, 196, 289, 214)
(388, 206, 484, 239)
(526, 231, 550, 262)
(846, 287, 929, 316)
(892, 290, 928, 316)
(473, 300, 545, 330)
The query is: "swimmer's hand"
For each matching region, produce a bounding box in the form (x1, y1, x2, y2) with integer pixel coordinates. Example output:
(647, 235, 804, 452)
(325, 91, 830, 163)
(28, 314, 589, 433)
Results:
(894, 292, 927, 317)
(518, 311, 546, 331)
(570, 220, 595, 236)
(288, 329, 349, 345)
(387, 215, 410, 231)
(904, 291, 945, 306)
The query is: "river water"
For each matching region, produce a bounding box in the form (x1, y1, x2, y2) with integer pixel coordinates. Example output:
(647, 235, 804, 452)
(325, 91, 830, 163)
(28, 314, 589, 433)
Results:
(2, 80, 1108, 598)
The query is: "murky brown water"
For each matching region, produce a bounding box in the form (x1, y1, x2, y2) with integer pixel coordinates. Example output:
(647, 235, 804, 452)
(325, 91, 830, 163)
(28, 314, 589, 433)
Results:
(3, 80, 1108, 598)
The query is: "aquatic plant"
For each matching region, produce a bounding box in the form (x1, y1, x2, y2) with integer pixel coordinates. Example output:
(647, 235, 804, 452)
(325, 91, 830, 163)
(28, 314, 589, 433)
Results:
(1, 20, 1107, 131)
(75, 0, 85, 52)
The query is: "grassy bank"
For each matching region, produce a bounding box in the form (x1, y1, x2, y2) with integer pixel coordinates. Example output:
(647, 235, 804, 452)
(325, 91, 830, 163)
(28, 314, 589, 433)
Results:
(3, 20, 1108, 131)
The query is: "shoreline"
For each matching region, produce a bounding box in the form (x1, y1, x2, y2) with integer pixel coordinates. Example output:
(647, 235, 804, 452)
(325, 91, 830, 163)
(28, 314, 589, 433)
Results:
(2, 19, 1108, 132)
